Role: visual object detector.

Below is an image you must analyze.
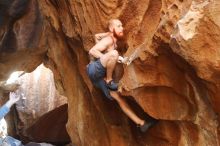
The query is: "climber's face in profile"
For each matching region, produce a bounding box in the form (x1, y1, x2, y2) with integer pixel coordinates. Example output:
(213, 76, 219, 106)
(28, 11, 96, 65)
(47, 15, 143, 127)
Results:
(109, 19, 124, 38)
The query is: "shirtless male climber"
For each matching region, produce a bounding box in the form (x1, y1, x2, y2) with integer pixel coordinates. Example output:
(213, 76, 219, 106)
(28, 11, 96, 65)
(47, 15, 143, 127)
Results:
(87, 19, 156, 132)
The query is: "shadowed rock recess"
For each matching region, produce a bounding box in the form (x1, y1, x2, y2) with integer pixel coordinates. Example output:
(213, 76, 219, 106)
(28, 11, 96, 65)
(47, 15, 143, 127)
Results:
(0, 0, 220, 146)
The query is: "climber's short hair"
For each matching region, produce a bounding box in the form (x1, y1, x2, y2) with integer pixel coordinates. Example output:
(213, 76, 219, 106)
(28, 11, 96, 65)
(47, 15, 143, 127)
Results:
(108, 19, 120, 32)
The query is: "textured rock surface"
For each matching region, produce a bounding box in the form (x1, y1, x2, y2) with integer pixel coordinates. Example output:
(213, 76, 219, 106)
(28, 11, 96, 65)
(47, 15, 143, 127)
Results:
(0, 64, 68, 143)
(26, 104, 70, 145)
(13, 64, 67, 140)
(1, 0, 220, 146)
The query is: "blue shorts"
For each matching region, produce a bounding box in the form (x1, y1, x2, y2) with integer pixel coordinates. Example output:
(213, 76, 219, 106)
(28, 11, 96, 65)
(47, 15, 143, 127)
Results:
(87, 59, 113, 100)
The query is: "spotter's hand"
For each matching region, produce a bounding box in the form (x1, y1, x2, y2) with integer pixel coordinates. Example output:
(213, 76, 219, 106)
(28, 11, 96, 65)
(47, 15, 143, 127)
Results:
(9, 92, 21, 103)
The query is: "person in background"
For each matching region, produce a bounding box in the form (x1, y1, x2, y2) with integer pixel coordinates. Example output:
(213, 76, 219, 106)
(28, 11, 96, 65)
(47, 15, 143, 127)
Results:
(0, 92, 22, 146)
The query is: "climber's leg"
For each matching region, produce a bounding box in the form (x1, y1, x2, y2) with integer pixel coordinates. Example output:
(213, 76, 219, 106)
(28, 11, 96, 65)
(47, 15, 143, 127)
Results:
(110, 91, 144, 125)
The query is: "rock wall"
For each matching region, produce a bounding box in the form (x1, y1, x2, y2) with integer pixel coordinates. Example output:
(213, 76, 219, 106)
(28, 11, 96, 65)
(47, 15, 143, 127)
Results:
(1, 0, 220, 146)
(26, 104, 70, 145)
(13, 64, 67, 139)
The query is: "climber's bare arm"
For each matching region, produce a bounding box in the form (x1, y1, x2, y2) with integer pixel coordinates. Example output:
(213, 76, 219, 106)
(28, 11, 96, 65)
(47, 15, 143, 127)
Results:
(89, 36, 113, 58)
(94, 32, 110, 43)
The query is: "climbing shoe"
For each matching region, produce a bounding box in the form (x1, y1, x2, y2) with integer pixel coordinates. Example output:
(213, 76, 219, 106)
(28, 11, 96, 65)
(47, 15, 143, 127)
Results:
(107, 80, 118, 91)
(139, 120, 156, 132)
